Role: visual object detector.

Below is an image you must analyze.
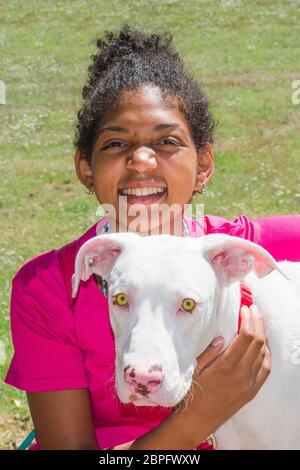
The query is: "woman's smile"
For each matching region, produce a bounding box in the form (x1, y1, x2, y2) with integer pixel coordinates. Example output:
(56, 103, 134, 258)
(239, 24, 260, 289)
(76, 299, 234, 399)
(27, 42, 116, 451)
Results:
(118, 183, 168, 206)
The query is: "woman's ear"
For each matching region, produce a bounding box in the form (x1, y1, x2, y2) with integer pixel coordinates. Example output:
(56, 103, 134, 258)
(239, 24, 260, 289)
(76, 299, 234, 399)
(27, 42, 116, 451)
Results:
(74, 149, 94, 192)
(193, 143, 215, 192)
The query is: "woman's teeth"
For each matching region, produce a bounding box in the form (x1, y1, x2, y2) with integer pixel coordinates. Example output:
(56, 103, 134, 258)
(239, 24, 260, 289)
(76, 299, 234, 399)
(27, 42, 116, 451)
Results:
(119, 187, 166, 196)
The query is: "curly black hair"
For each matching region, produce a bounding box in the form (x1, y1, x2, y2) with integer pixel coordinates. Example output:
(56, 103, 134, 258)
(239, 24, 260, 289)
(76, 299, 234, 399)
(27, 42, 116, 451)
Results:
(74, 24, 216, 163)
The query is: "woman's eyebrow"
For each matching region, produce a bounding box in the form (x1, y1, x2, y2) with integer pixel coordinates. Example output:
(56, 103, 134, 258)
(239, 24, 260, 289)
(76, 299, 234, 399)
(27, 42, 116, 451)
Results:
(98, 123, 184, 135)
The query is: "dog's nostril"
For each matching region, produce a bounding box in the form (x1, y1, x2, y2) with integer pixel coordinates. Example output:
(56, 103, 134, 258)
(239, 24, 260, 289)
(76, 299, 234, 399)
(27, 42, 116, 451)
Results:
(124, 364, 164, 392)
(149, 364, 163, 373)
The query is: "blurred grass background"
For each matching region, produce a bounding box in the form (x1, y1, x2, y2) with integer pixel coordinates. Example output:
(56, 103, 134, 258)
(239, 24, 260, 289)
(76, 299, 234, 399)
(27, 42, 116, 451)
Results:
(0, 0, 299, 449)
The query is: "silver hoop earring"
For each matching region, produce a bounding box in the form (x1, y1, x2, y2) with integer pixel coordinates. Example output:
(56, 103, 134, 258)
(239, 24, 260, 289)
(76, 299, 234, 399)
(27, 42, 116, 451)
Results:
(198, 187, 206, 195)
(85, 188, 94, 195)
(197, 181, 207, 195)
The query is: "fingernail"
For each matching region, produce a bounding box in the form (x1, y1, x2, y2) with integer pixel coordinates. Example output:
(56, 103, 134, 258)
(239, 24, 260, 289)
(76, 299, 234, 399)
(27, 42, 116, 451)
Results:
(240, 305, 249, 315)
(250, 304, 263, 318)
(211, 336, 224, 347)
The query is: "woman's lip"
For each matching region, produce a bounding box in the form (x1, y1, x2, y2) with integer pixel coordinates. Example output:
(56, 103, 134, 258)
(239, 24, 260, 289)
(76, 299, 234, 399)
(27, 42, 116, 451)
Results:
(118, 183, 167, 190)
(117, 188, 167, 204)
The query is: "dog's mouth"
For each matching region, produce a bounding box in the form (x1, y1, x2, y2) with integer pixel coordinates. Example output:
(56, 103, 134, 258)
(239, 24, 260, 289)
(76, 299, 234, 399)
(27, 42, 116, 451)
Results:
(128, 393, 161, 406)
(121, 378, 191, 408)
(116, 357, 195, 407)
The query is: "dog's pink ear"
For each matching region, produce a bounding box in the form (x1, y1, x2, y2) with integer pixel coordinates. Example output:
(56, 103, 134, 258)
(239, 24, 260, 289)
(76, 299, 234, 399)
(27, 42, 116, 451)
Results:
(72, 232, 138, 298)
(202, 234, 289, 285)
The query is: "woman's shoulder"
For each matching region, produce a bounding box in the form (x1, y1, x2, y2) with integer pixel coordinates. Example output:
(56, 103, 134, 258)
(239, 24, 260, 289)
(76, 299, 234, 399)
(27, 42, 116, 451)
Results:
(188, 214, 257, 241)
(203, 214, 256, 240)
(196, 213, 300, 261)
(13, 248, 59, 290)
(13, 219, 101, 291)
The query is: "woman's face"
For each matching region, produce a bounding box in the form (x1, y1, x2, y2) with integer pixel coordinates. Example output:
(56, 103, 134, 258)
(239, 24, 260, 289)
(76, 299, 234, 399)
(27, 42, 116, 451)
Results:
(76, 85, 214, 233)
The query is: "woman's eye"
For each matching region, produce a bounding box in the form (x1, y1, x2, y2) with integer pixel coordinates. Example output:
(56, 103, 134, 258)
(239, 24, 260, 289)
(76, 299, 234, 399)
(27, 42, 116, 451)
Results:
(158, 139, 178, 145)
(181, 298, 197, 313)
(112, 292, 129, 307)
(102, 139, 179, 149)
(103, 141, 126, 149)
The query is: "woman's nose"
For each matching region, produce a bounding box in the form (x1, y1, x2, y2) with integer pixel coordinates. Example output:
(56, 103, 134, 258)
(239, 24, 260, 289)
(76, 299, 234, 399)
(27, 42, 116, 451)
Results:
(127, 146, 158, 172)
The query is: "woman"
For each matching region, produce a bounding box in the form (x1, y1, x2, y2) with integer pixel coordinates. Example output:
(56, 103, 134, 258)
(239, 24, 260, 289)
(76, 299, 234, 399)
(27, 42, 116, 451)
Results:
(5, 25, 300, 450)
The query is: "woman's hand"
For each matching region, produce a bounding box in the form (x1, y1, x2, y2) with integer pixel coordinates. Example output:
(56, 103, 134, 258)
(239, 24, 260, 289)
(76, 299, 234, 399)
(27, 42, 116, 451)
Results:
(172, 304, 272, 448)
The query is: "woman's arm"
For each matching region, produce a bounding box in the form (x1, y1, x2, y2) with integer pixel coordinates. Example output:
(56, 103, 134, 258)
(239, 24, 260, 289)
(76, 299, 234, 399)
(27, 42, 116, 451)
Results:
(26, 389, 99, 450)
(27, 305, 270, 450)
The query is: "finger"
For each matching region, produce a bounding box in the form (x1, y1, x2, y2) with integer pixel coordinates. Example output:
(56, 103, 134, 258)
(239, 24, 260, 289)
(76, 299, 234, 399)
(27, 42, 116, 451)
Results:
(242, 305, 266, 370)
(252, 345, 272, 389)
(250, 304, 265, 340)
(251, 343, 267, 379)
(222, 306, 254, 366)
(196, 336, 224, 373)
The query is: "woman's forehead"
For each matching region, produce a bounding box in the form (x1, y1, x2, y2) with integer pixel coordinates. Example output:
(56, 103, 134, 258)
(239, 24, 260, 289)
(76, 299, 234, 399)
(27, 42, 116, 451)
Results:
(100, 85, 189, 132)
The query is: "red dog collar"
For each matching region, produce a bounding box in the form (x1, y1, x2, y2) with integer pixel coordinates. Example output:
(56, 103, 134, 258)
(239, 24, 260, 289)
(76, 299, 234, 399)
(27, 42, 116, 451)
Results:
(238, 281, 254, 332)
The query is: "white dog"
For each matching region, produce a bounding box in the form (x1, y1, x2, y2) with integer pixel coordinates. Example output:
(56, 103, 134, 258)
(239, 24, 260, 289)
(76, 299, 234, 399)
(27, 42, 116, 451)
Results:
(72, 232, 300, 449)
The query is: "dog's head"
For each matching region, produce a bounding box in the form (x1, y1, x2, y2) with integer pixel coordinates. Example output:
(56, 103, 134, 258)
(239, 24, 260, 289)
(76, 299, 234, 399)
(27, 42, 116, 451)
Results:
(72, 232, 287, 407)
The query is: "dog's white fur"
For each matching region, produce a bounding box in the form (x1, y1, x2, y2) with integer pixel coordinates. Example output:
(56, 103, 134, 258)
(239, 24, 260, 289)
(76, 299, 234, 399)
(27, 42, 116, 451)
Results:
(72, 232, 300, 449)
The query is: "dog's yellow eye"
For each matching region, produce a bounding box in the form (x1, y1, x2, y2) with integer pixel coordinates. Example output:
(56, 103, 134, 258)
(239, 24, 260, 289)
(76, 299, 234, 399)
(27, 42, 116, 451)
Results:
(181, 298, 196, 313)
(113, 292, 128, 307)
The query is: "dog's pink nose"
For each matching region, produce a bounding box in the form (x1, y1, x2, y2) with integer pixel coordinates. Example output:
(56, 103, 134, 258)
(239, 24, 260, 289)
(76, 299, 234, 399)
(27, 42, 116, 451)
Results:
(124, 364, 164, 395)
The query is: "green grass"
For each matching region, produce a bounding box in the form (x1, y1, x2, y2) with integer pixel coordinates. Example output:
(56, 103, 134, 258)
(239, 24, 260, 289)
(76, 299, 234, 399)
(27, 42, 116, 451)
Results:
(0, 0, 300, 449)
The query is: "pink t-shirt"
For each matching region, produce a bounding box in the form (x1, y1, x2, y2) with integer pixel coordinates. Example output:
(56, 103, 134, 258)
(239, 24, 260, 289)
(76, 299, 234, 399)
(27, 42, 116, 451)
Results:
(4, 214, 300, 449)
